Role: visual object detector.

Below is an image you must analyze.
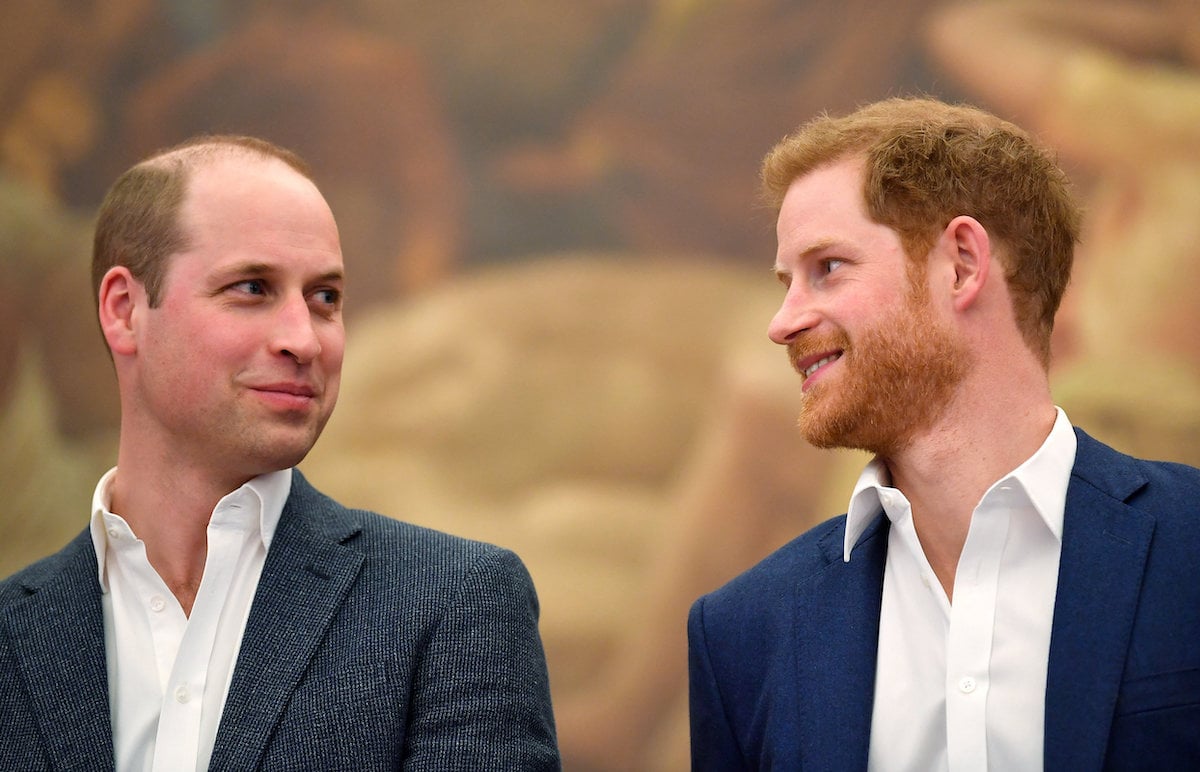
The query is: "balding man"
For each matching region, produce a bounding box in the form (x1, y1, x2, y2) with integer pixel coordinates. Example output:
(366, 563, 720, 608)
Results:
(1, 136, 559, 770)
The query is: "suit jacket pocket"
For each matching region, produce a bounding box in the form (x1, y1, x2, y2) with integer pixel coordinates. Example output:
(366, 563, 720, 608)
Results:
(1115, 666, 1200, 716)
(1106, 668, 1200, 770)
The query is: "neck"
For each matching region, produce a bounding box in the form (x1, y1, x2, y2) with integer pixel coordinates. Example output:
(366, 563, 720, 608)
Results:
(880, 365, 1057, 599)
(108, 435, 255, 616)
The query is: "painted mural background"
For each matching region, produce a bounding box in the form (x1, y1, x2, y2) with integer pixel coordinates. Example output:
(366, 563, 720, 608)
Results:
(4, 1, 1198, 768)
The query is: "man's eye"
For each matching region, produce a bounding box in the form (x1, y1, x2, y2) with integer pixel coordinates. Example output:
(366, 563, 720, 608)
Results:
(233, 279, 266, 295)
(313, 288, 341, 306)
(822, 259, 845, 274)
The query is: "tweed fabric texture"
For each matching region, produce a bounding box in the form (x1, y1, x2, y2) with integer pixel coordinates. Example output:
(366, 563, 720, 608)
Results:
(1, 471, 560, 770)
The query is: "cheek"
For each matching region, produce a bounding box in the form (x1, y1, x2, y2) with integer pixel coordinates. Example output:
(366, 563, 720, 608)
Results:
(320, 328, 346, 371)
(165, 325, 259, 384)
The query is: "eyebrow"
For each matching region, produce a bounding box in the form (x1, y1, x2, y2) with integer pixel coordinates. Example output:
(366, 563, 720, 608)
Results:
(312, 269, 346, 285)
(215, 262, 345, 284)
(219, 262, 273, 277)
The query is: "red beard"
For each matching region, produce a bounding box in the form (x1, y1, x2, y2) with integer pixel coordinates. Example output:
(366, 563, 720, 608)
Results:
(788, 287, 971, 457)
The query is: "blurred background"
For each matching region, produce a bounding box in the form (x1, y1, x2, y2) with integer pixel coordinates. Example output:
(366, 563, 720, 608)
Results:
(3, 0, 1199, 768)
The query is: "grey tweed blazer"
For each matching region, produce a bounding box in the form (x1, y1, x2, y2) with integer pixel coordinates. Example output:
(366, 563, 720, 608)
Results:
(0, 470, 560, 770)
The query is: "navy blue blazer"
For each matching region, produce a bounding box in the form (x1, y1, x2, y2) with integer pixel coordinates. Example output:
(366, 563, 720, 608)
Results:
(0, 471, 560, 770)
(689, 429, 1200, 770)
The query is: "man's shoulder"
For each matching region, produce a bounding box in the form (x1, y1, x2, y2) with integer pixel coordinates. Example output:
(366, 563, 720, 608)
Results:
(1072, 428, 1200, 507)
(1129, 455, 1200, 506)
(336, 505, 519, 574)
(0, 531, 93, 609)
(697, 514, 852, 612)
(687, 514, 872, 671)
(269, 476, 543, 676)
(285, 472, 528, 581)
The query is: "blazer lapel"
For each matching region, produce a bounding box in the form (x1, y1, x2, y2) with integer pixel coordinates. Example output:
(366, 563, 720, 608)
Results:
(793, 514, 887, 770)
(1044, 430, 1155, 771)
(207, 473, 364, 771)
(3, 532, 114, 768)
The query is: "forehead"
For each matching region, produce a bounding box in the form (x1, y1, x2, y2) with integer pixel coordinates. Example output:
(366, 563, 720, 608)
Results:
(183, 154, 328, 225)
(174, 155, 342, 267)
(776, 158, 867, 234)
(773, 157, 911, 275)
(775, 159, 870, 248)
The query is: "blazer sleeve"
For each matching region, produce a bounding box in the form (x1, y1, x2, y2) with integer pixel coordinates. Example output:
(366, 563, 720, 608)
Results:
(401, 546, 560, 771)
(688, 595, 748, 772)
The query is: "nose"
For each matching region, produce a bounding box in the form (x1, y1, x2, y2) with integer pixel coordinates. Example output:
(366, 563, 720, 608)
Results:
(767, 286, 819, 345)
(273, 295, 322, 363)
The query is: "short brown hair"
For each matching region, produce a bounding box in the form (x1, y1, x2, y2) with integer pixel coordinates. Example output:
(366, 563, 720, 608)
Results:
(91, 135, 314, 307)
(761, 97, 1081, 366)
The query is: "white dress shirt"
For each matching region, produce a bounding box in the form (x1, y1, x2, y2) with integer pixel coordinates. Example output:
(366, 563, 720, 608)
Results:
(843, 409, 1077, 772)
(89, 468, 291, 772)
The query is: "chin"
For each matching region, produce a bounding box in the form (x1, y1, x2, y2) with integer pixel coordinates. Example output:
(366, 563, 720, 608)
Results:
(798, 405, 904, 456)
(799, 417, 853, 451)
(241, 434, 322, 475)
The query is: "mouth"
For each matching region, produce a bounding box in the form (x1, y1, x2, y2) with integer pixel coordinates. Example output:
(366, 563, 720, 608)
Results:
(794, 350, 843, 386)
(249, 382, 319, 410)
(255, 383, 317, 397)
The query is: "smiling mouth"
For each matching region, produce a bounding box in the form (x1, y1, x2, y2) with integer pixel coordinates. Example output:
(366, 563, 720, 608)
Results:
(803, 354, 840, 379)
(253, 383, 317, 398)
(251, 389, 319, 415)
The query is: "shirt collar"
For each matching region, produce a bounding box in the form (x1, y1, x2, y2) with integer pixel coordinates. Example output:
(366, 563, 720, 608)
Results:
(844, 459, 892, 562)
(843, 407, 1077, 562)
(90, 467, 294, 591)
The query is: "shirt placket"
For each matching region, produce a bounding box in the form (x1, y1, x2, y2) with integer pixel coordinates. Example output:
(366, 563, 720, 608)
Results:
(945, 502, 1009, 772)
(152, 497, 254, 772)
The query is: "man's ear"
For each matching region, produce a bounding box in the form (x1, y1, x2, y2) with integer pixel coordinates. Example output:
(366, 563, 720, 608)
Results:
(97, 266, 143, 357)
(940, 215, 991, 312)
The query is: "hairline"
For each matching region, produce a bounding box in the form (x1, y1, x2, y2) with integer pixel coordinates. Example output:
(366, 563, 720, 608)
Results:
(92, 136, 317, 309)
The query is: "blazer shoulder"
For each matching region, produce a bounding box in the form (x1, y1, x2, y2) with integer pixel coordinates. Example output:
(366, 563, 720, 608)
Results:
(285, 471, 533, 592)
(0, 530, 94, 608)
(697, 514, 850, 616)
(1072, 428, 1200, 512)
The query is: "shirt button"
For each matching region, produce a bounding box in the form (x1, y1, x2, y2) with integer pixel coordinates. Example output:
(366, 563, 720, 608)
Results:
(175, 685, 191, 703)
(958, 676, 977, 694)
(149, 595, 167, 613)
(920, 575, 931, 589)
(107, 528, 120, 540)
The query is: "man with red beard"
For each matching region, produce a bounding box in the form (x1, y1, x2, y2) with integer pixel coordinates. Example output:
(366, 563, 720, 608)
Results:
(687, 97, 1200, 770)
